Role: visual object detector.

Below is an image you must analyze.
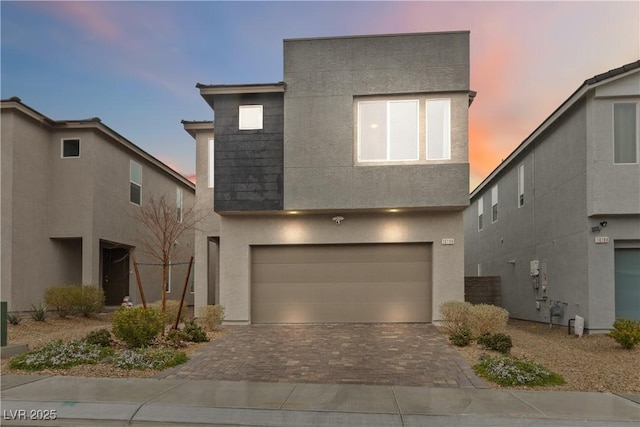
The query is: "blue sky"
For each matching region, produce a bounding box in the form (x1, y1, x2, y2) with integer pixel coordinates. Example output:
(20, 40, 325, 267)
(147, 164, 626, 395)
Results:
(2, 1, 638, 188)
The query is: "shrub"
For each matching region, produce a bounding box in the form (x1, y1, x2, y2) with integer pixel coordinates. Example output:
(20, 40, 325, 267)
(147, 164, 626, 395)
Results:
(30, 303, 47, 321)
(197, 305, 225, 331)
(7, 312, 21, 325)
(84, 329, 112, 347)
(474, 355, 564, 387)
(44, 285, 81, 318)
(439, 301, 472, 335)
(112, 307, 164, 348)
(77, 286, 105, 317)
(183, 321, 209, 343)
(111, 347, 188, 370)
(609, 318, 640, 350)
(477, 332, 513, 354)
(9, 340, 114, 370)
(449, 328, 473, 347)
(469, 304, 509, 337)
(148, 300, 187, 325)
(166, 329, 189, 347)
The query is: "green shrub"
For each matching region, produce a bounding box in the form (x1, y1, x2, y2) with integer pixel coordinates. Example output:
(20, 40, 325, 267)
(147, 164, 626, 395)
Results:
(474, 355, 564, 387)
(112, 307, 164, 348)
(44, 285, 81, 318)
(84, 329, 112, 347)
(30, 303, 47, 321)
(197, 305, 225, 331)
(439, 301, 472, 335)
(609, 318, 640, 350)
(166, 329, 189, 347)
(77, 286, 105, 317)
(477, 332, 513, 354)
(111, 347, 188, 370)
(469, 304, 509, 337)
(148, 300, 187, 325)
(449, 329, 473, 347)
(9, 340, 114, 370)
(183, 321, 209, 343)
(7, 312, 21, 325)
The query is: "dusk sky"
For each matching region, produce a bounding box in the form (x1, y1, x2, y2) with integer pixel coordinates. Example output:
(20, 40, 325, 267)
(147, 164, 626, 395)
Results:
(2, 1, 638, 189)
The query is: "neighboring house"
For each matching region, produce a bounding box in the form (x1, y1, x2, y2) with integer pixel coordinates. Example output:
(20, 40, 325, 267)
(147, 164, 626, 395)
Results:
(464, 61, 640, 332)
(191, 32, 474, 324)
(1, 97, 196, 311)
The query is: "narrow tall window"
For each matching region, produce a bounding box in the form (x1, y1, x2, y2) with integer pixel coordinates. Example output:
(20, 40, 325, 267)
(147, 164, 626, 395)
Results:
(491, 185, 498, 223)
(239, 105, 263, 130)
(208, 138, 214, 188)
(166, 257, 171, 293)
(518, 163, 525, 207)
(130, 160, 142, 205)
(61, 138, 80, 158)
(478, 196, 484, 231)
(176, 187, 183, 223)
(358, 100, 419, 162)
(614, 103, 638, 164)
(426, 99, 451, 160)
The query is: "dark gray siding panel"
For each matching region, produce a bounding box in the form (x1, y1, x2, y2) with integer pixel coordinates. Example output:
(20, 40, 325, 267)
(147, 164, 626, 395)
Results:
(213, 93, 284, 212)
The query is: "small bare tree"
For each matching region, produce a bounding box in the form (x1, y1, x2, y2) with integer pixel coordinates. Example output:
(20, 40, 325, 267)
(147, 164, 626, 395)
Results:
(132, 194, 205, 314)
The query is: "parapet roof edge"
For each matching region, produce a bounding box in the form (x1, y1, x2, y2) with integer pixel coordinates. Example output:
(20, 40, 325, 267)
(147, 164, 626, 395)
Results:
(284, 30, 470, 43)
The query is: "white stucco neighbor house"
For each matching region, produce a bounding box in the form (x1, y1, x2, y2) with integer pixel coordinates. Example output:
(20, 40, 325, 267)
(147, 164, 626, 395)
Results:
(464, 61, 640, 332)
(188, 32, 476, 324)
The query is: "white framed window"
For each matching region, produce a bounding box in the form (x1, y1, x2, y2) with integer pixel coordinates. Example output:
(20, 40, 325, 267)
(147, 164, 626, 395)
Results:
(478, 196, 484, 231)
(166, 258, 171, 293)
(130, 160, 142, 205)
(614, 103, 638, 164)
(208, 138, 214, 188)
(426, 99, 451, 160)
(518, 163, 525, 208)
(491, 185, 498, 223)
(61, 138, 80, 158)
(176, 187, 183, 223)
(358, 100, 419, 162)
(239, 105, 263, 130)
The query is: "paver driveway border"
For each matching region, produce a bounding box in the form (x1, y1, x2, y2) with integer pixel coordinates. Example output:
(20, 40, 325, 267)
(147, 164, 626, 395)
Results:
(156, 323, 488, 388)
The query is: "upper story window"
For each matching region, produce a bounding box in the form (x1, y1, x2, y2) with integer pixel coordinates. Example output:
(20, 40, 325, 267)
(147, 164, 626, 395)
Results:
(356, 97, 451, 163)
(478, 196, 484, 231)
(130, 160, 142, 206)
(208, 138, 215, 188)
(426, 99, 451, 160)
(239, 105, 263, 130)
(518, 163, 525, 207)
(176, 187, 183, 223)
(61, 138, 80, 158)
(358, 100, 419, 162)
(614, 103, 638, 164)
(491, 185, 498, 223)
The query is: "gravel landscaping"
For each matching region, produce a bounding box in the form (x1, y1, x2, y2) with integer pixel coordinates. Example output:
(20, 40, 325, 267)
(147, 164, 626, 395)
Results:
(2, 314, 638, 393)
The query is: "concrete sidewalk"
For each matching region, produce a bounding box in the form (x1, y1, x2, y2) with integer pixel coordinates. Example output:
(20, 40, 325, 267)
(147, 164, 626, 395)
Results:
(2, 375, 639, 427)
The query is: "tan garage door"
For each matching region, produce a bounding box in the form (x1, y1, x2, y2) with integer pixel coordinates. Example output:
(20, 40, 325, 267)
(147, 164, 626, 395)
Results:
(251, 243, 432, 323)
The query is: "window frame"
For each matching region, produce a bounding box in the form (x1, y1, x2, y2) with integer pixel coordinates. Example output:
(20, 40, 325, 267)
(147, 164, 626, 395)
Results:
(176, 187, 183, 223)
(518, 163, 525, 208)
(425, 98, 451, 160)
(478, 196, 484, 231)
(491, 185, 498, 223)
(208, 138, 214, 188)
(613, 102, 639, 164)
(61, 138, 81, 158)
(239, 105, 263, 130)
(129, 160, 142, 206)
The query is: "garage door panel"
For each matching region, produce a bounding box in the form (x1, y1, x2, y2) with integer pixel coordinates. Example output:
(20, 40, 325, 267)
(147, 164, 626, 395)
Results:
(251, 243, 432, 323)
(253, 261, 431, 284)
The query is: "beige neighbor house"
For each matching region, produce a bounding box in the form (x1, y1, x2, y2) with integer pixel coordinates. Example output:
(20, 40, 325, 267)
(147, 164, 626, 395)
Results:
(1, 97, 196, 311)
(464, 61, 640, 332)
(188, 32, 475, 324)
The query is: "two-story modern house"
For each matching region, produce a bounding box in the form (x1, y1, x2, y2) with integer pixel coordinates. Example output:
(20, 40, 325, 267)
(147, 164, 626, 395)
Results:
(464, 61, 640, 332)
(191, 32, 474, 324)
(1, 98, 196, 311)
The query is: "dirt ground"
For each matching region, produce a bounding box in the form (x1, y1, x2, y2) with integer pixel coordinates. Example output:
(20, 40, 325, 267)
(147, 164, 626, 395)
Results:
(2, 315, 638, 393)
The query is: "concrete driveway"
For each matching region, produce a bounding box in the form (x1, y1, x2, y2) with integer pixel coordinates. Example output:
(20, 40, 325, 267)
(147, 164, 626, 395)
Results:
(156, 324, 488, 388)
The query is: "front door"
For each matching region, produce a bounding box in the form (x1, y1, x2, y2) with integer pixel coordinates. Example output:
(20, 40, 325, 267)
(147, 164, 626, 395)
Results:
(102, 247, 130, 306)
